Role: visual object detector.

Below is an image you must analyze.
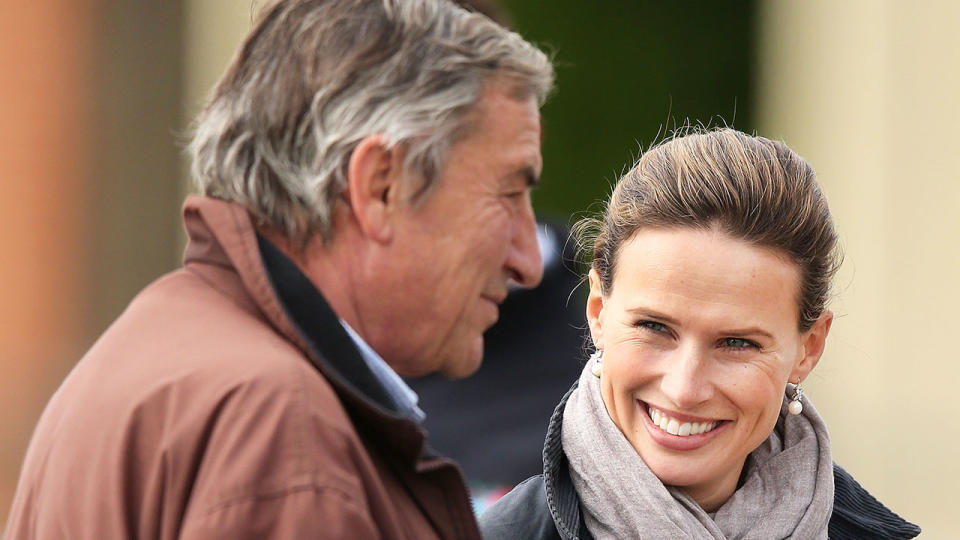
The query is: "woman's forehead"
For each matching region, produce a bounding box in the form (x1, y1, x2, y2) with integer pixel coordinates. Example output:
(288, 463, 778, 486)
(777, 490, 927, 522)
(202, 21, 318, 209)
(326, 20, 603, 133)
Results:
(608, 228, 802, 329)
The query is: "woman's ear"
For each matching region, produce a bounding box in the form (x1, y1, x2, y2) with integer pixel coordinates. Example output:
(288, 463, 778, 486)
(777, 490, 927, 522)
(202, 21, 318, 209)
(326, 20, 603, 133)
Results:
(791, 310, 833, 382)
(586, 268, 606, 349)
(345, 135, 403, 244)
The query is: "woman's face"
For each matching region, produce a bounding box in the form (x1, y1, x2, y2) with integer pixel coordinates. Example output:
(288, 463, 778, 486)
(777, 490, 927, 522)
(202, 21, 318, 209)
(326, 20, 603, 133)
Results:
(587, 227, 831, 511)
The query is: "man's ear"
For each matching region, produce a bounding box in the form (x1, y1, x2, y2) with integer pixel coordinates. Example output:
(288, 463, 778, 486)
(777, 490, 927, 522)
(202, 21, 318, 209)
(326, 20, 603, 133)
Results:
(791, 310, 833, 383)
(345, 135, 403, 243)
(587, 268, 606, 349)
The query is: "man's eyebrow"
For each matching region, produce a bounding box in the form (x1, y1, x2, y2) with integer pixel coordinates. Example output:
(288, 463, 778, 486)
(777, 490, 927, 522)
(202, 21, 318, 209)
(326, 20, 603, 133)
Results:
(522, 166, 541, 188)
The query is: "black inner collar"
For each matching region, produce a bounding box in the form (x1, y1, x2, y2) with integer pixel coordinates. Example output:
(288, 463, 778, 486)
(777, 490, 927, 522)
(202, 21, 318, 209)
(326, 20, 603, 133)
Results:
(255, 232, 398, 415)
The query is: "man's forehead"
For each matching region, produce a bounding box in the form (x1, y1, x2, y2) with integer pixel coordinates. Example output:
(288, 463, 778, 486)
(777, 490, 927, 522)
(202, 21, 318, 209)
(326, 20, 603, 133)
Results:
(473, 87, 541, 145)
(470, 77, 540, 122)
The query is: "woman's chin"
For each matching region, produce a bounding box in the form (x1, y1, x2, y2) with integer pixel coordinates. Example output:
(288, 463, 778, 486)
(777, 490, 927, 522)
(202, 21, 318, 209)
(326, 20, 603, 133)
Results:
(645, 457, 715, 489)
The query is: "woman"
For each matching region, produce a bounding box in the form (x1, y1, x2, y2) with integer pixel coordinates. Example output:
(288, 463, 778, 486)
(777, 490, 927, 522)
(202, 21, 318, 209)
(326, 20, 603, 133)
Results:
(479, 129, 920, 539)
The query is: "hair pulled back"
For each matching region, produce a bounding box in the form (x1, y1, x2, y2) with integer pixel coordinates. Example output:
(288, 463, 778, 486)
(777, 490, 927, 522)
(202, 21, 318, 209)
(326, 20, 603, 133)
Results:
(576, 128, 842, 331)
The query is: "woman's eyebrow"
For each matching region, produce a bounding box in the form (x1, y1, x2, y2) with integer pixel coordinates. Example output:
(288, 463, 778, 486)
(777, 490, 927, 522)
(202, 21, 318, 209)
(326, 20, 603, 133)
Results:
(721, 327, 775, 340)
(625, 307, 679, 325)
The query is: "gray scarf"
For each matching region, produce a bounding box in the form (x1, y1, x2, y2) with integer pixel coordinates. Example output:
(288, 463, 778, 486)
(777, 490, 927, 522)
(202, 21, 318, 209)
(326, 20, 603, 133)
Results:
(562, 364, 834, 539)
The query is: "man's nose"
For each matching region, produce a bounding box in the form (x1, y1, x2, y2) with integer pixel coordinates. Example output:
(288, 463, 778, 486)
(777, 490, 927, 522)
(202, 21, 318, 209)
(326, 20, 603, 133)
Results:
(506, 197, 543, 289)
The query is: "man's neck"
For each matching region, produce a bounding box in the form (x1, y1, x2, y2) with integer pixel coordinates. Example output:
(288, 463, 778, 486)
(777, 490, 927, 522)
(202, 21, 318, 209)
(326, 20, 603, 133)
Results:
(256, 222, 367, 333)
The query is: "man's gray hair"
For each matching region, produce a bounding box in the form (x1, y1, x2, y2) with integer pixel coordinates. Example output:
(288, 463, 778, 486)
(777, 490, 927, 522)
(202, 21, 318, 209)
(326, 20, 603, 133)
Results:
(188, 0, 553, 244)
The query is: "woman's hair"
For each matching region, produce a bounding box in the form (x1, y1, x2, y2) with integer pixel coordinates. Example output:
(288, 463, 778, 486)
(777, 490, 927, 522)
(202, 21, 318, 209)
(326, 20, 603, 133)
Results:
(188, 0, 553, 245)
(576, 128, 842, 331)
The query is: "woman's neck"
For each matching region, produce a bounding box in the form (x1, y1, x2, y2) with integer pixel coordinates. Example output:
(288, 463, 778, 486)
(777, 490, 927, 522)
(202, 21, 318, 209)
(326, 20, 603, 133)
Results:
(675, 461, 745, 513)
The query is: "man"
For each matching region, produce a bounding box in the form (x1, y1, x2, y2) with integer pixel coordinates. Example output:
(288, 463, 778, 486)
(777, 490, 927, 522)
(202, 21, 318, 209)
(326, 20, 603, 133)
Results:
(5, 0, 553, 537)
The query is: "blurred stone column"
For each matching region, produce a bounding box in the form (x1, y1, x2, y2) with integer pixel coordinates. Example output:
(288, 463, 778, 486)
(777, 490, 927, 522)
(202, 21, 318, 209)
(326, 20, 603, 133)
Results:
(757, 1, 960, 536)
(0, 0, 96, 525)
(1, 0, 186, 528)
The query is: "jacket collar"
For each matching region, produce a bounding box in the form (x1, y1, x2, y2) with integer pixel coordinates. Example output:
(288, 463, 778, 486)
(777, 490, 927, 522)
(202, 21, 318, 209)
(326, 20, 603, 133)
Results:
(830, 465, 921, 539)
(542, 381, 593, 540)
(540, 379, 919, 540)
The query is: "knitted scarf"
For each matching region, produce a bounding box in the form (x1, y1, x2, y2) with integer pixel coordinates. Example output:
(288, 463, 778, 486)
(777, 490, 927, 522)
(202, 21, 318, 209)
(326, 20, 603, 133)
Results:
(562, 364, 834, 539)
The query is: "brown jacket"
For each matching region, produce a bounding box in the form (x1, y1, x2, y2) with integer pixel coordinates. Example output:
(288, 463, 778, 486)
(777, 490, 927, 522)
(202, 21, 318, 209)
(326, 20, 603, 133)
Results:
(5, 196, 480, 539)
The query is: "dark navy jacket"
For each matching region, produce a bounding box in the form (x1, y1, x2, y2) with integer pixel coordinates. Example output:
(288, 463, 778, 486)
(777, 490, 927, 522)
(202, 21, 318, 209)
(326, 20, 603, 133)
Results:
(480, 384, 920, 540)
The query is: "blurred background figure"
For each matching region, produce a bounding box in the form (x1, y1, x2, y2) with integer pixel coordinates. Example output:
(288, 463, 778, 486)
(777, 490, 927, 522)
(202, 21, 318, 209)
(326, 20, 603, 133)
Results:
(3, 1, 959, 536)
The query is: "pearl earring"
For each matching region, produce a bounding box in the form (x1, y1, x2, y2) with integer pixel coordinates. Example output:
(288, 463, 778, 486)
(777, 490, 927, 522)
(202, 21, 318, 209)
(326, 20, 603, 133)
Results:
(590, 349, 604, 377)
(788, 380, 804, 415)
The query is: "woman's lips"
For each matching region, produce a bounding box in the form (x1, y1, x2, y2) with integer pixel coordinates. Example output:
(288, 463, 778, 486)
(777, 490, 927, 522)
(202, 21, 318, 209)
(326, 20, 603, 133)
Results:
(639, 400, 729, 451)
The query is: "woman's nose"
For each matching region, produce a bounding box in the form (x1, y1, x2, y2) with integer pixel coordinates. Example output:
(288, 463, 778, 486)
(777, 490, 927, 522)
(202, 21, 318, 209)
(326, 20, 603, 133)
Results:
(659, 345, 713, 409)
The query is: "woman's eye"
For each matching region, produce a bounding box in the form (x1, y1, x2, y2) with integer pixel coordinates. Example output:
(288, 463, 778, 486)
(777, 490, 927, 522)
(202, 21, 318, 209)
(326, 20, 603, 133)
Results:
(722, 337, 758, 350)
(638, 321, 669, 333)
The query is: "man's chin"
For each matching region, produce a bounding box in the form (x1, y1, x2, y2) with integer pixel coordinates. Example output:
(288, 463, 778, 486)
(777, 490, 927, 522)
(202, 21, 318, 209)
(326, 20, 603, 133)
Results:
(437, 341, 484, 379)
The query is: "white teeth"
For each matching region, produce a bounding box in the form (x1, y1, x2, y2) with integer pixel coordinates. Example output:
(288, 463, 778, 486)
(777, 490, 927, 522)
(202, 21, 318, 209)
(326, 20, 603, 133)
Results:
(647, 405, 719, 437)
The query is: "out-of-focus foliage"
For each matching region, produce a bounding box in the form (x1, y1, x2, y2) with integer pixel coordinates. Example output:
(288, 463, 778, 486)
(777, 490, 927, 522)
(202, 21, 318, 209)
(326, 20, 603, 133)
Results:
(503, 0, 757, 220)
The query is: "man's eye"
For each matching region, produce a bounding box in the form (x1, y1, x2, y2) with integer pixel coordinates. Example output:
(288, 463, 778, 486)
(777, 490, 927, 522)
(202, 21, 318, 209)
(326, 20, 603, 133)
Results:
(722, 338, 758, 350)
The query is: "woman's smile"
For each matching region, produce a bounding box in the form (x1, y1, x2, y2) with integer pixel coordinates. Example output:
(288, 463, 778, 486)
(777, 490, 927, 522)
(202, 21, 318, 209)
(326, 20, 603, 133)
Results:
(639, 400, 730, 451)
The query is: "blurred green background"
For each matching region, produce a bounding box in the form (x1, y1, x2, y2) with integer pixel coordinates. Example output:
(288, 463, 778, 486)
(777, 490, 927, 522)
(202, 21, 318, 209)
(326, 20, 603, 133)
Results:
(504, 0, 756, 220)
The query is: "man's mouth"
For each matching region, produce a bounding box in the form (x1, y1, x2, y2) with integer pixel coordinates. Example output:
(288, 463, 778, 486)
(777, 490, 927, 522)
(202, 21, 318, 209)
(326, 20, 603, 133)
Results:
(481, 291, 508, 306)
(647, 405, 722, 437)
